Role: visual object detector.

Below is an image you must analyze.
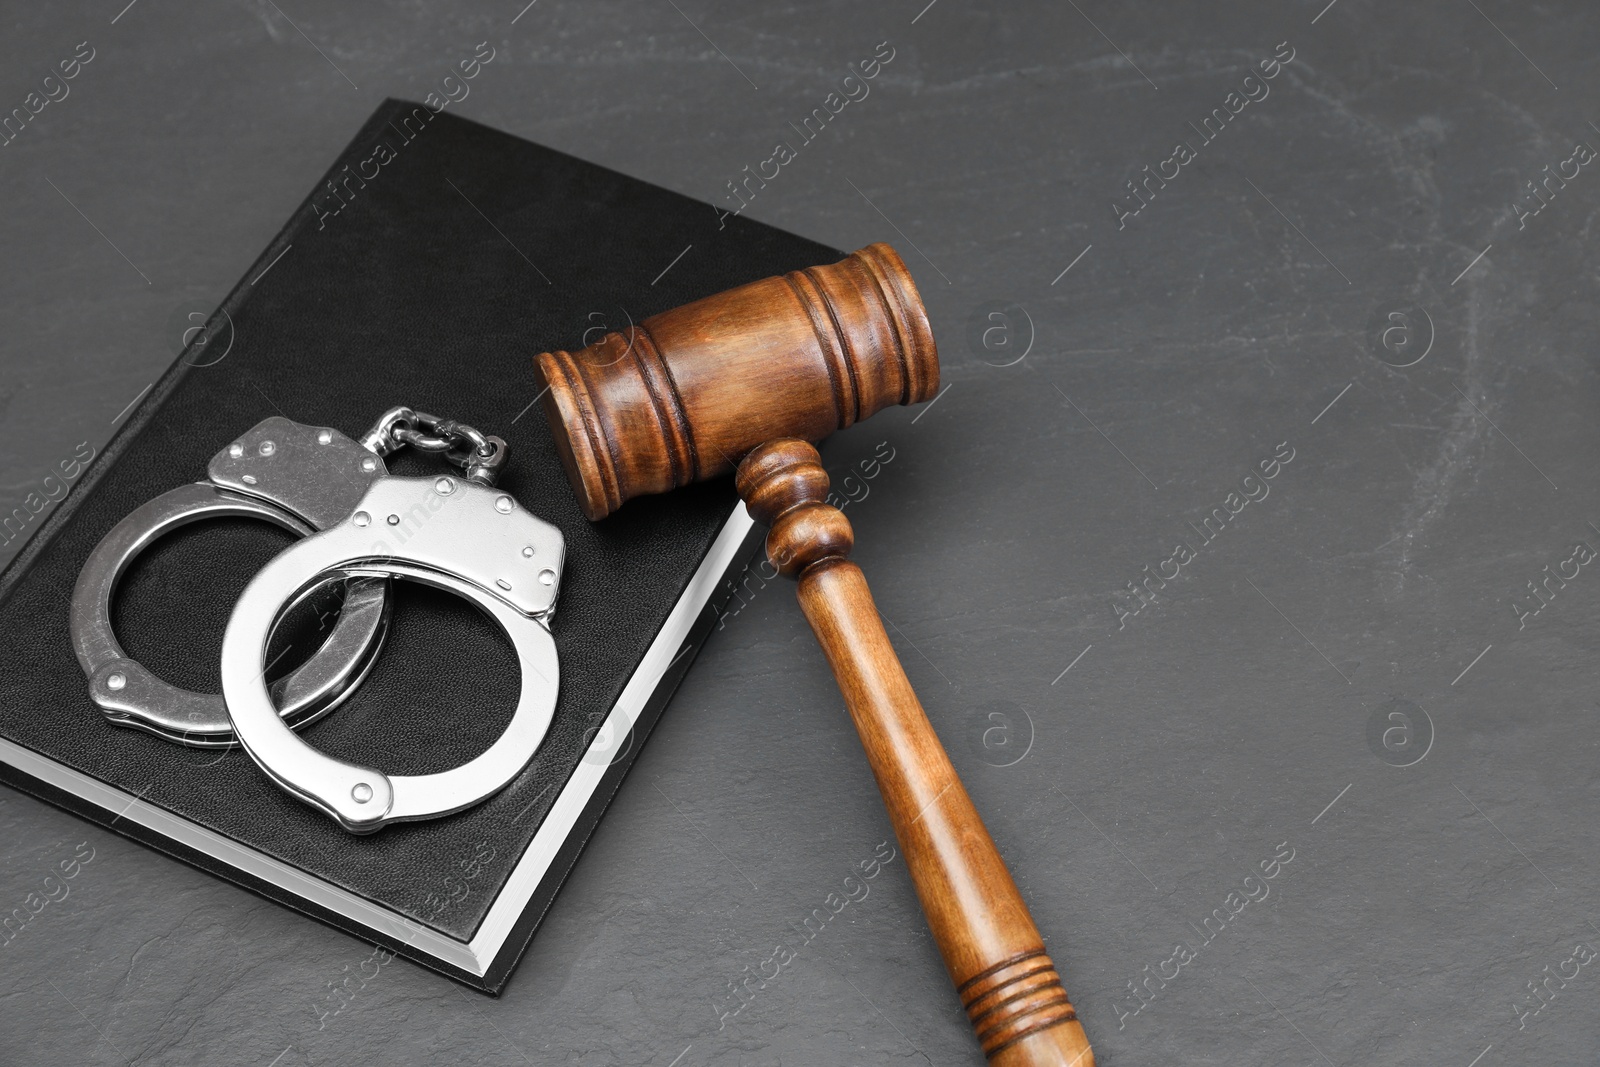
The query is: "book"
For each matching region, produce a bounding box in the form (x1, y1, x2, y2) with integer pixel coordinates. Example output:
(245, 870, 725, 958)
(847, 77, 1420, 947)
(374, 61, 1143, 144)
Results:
(0, 99, 839, 992)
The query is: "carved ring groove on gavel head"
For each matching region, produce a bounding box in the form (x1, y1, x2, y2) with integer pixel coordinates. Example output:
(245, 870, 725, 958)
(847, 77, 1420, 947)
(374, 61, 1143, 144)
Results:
(534, 242, 938, 520)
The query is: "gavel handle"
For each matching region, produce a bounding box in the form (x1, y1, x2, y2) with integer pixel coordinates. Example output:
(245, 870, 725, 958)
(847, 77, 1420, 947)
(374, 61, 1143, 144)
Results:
(737, 441, 1095, 1067)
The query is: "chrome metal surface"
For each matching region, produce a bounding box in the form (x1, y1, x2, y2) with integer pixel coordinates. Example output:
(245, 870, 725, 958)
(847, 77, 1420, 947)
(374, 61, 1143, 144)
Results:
(69, 482, 392, 747)
(73, 410, 511, 750)
(221, 475, 565, 832)
(356, 407, 506, 485)
(207, 416, 389, 530)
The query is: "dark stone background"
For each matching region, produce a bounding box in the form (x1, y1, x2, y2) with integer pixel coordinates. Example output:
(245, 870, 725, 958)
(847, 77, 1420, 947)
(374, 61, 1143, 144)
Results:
(3, 1, 1598, 1064)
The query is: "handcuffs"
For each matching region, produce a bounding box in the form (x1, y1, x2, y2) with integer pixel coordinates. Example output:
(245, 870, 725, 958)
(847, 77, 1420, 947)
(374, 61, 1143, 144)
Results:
(71, 416, 394, 747)
(71, 406, 564, 833)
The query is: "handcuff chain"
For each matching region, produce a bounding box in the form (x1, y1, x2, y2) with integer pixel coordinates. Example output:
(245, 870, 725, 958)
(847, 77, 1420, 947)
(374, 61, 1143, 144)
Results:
(359, 406, 507, 486)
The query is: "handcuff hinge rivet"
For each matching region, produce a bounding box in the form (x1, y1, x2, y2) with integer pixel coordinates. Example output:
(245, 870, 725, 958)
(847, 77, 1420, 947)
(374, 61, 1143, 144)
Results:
(494, 495, 514, 514)
(317, 429, 333, 444)
(351, 783, 373, 804)
(228, 443, 244, 458)
(353, 511, 371, 527)
(360, 456, 378, 472)
(386, 514, 399, 525)
(435, 477, 455, 495)
(538, 569, 555, 586)
(521, 545, 534, 557)
(259, 441, 276, 456)
(107, 672, 126, 691)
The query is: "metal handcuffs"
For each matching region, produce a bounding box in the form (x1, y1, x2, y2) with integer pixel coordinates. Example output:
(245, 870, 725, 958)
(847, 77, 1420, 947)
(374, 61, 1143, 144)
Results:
(221, 470, 564, 832)
(73, 405, 564, 833)
(71, 414, 397, 747)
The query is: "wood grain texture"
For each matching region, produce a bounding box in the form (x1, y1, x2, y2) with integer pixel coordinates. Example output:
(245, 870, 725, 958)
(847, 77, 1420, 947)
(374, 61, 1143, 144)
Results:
(534, 243, 938, 519)
(738, 441, 1095, 1066)
(538, 245, 1093, 1061)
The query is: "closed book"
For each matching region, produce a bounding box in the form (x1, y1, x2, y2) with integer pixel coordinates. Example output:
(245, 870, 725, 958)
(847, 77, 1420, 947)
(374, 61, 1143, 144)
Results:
(0, 99, 837, 991)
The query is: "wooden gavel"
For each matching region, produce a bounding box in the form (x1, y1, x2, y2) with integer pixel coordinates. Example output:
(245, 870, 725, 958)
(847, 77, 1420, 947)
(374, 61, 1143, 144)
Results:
(535, 243, 1094, 1066)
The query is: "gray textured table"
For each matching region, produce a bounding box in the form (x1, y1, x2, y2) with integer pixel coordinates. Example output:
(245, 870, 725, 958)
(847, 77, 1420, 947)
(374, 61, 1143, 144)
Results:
(4, 1, 1599, 1064)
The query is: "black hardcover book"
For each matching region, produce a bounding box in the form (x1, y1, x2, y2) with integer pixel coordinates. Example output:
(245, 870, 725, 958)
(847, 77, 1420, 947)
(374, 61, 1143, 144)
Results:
(0, 100, 837, 992)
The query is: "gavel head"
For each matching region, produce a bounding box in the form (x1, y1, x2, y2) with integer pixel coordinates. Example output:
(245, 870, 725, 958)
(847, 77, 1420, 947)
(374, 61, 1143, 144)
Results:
(534, 242, 939, 520)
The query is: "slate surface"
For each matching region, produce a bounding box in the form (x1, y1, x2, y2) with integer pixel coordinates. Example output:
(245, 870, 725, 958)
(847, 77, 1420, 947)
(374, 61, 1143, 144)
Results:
(3, 1, 1599, 1064)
